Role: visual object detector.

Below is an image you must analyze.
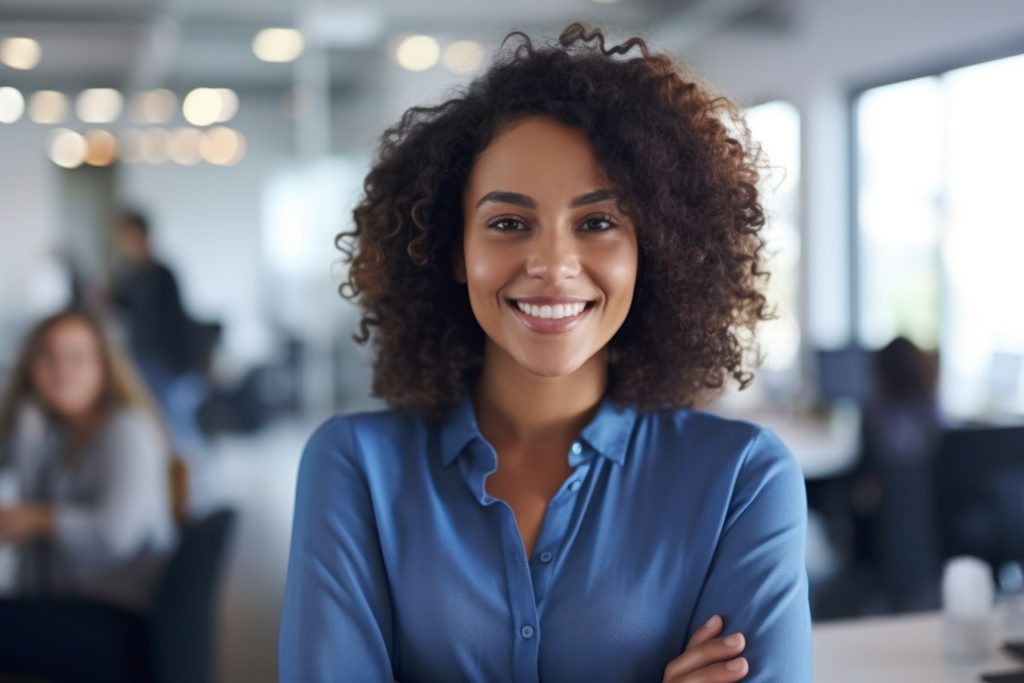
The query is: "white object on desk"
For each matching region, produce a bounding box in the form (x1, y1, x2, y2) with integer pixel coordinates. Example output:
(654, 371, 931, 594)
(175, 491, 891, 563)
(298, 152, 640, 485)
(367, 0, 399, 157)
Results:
(943, 556, 999, 661)
(813, 610, 1022, 683)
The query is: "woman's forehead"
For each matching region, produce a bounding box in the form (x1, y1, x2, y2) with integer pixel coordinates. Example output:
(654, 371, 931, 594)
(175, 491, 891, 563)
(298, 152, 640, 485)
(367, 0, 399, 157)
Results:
(43, 319, 97, 348)
(464, 116, 614, 208)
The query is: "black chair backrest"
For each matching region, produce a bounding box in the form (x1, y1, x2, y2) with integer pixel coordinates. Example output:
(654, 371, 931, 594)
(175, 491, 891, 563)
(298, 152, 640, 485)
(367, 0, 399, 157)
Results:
(150, 508, 237, 683)
(934, 426, 1024, 569)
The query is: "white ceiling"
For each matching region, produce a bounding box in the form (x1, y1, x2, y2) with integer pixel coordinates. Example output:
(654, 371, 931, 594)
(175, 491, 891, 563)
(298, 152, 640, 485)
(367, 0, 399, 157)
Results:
(0, 0, 783, 95)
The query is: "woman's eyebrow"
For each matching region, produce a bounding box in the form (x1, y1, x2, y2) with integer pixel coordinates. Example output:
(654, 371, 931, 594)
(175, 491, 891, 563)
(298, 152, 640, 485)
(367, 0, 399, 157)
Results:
(474, 188, 621, 210)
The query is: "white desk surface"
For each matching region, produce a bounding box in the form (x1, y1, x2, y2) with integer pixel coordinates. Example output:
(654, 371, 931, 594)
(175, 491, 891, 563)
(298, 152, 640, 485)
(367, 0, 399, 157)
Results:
(813, 611, 1022, 683)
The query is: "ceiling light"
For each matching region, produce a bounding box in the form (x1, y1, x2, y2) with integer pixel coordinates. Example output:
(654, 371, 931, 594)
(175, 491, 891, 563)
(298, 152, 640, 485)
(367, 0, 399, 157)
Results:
(140, 128, 170, 164)
(200, 127, 246, 166)
(131, 89, 177, 124)
(168, 127, 202, 165)
(0, 87, 25, 124)
(213, 88, 238, 122)
(84, 129, 118, 166)
(183, 87, 235, 126)
(28, 90, 67, 124)
(48, 128, 87, 168)
(1, 37, 41, 70)
(252, 28, 304, 63)
(442, 40, 485, 75)
(119, 129, 143, 164)
(76, 88, 123, 124)
(395, 35, 440, 72)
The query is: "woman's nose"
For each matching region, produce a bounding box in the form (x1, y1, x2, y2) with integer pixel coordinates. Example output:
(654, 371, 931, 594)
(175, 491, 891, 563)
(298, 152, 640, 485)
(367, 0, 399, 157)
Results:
(524, 228, 581, 283)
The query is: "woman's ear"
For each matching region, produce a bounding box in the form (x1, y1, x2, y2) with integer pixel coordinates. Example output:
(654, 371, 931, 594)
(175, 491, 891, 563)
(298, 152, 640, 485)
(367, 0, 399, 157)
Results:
(452, 245, 467, 284)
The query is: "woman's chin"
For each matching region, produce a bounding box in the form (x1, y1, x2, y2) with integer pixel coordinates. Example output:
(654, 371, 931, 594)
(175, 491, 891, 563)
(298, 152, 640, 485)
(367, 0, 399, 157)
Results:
(514, 354, 589, 379)
(44, 399, 93, 421)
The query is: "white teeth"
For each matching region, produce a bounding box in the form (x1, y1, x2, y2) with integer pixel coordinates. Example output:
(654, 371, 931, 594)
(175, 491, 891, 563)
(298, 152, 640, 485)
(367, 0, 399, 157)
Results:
(514, 301, 587, 319)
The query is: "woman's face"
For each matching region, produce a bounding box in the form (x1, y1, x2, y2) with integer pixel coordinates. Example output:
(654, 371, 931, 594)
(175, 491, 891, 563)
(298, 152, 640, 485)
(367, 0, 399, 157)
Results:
(458, 115, 638, 378)
(30, 318, 105, 419)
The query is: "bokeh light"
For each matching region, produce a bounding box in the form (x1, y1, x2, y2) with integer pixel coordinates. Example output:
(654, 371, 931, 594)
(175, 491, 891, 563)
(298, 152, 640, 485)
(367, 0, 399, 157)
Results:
(140, 127, 170, 163)
(200, 126, 246, 166)
(118, 128, 143, 164)
(214, 88, 238, 122)
(47, 128, 87, 168)
(0, 87, 25, 124)
(169, 127, 202, 165)
(395, 35, 440, 72)
(28, 90, 68, 124)
(1, 37, 41, 70)
(182, 87, 237, 126)
(252, 28, 304, 63)
(131, 89, 177, 124)
(83, 129, 118, 166)
(75, 88, 124, 124)
(442, 41, 484, 75)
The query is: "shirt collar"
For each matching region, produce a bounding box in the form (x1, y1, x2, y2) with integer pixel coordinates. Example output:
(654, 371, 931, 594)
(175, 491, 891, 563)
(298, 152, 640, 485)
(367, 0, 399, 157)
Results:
(438, 386, 638, 468)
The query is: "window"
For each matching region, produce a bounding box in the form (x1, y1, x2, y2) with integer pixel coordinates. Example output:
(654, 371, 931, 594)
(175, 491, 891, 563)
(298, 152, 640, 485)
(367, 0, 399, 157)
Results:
(855, 53, 1024, 417)
(745, 100, 802, 398)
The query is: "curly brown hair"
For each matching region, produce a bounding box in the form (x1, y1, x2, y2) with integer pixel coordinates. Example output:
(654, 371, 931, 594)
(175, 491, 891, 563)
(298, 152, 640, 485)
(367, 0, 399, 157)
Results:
(338, 22, 773, 420)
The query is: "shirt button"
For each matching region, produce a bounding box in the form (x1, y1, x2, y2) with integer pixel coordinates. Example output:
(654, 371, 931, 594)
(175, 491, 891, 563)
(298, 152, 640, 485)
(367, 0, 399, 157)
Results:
(539, 551, 553, 563)
(570, 441, 583, 455)
(521, 625, 535, 639)
(569, 480, 582, 493)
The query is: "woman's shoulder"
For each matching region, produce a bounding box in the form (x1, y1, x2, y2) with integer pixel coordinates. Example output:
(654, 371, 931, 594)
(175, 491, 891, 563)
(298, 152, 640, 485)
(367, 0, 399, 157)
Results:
(302, 405, 427, 464)
(104, 405, 160, 432)
(642, 405, 795, 471)
(99, 407, 166, 450)
(641, 407, 805, 524)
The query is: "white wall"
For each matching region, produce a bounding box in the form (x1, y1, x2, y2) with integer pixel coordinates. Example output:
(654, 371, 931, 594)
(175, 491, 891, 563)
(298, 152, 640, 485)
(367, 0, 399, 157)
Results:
(0, 120, 61, 358)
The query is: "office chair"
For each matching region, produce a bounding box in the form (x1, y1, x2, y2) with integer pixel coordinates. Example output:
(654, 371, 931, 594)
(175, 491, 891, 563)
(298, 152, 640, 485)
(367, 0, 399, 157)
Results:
(0, 508, 236, 683)
(934, 426, 1024, 570)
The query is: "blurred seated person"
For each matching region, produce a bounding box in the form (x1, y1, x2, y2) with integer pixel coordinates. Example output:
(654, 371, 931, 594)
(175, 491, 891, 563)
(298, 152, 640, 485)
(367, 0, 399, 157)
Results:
(110, 211, 205, 462)
(0, 309, 177, 612)
(853, 336, 943, 612)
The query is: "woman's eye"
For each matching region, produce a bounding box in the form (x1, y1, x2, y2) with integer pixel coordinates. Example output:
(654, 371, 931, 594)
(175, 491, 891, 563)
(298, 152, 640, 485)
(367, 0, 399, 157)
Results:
(487, 217, 526, 232)
(581, 215, 617, 232)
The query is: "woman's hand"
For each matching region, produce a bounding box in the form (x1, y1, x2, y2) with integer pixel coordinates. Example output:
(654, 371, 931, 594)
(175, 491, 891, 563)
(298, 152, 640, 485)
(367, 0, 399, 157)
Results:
(0, 504, 55, 544)
(661, 614, 748, 682)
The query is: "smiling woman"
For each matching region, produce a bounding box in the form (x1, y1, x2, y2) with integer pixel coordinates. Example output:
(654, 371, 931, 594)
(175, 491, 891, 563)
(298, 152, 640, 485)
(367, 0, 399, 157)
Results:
(280, 22, 812, 683)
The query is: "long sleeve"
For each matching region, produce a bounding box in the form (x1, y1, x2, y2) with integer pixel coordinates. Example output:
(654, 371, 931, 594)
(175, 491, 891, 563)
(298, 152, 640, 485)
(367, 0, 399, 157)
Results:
(52, 410, 171, 562)
(687, 428, 813, 682)
(279, 416, 395, 683)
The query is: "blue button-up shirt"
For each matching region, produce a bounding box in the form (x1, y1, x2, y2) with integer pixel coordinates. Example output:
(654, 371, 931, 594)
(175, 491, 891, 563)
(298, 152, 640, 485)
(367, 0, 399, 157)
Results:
(279, 388, 812, 682)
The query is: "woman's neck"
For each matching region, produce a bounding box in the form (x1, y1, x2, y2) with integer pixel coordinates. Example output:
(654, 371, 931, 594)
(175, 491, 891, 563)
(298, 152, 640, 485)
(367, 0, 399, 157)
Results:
(63, 406, 104, 445)
(472, 343, 608, 452)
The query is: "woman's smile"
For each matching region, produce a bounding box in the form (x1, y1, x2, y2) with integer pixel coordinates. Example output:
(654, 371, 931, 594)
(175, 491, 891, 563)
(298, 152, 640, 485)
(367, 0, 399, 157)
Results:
(505, 298, 597, 334)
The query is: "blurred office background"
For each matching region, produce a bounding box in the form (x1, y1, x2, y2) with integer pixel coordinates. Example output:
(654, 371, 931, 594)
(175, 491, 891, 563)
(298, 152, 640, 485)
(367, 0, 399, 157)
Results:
(1, 0, 1023, 681)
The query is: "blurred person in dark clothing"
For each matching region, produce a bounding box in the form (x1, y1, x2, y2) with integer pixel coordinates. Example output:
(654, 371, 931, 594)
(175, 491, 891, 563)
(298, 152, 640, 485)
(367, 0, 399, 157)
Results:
(853, 336, 943, 612)
(112, 212, 190, 381)
(111, 212, 206, 464)
(0, 309, 177, 611)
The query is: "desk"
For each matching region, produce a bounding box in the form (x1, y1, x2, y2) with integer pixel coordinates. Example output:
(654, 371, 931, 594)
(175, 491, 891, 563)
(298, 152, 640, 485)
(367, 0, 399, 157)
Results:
(813, 611, 1022, 682)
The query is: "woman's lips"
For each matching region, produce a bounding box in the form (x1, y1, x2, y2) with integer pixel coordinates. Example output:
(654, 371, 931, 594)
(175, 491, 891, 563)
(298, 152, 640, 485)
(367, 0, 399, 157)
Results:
(506, 299, 594, 334)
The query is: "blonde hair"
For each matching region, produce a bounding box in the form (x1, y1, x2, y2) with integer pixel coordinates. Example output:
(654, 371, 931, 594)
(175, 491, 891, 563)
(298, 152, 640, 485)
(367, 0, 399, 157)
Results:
(0, 309, 164, 443)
